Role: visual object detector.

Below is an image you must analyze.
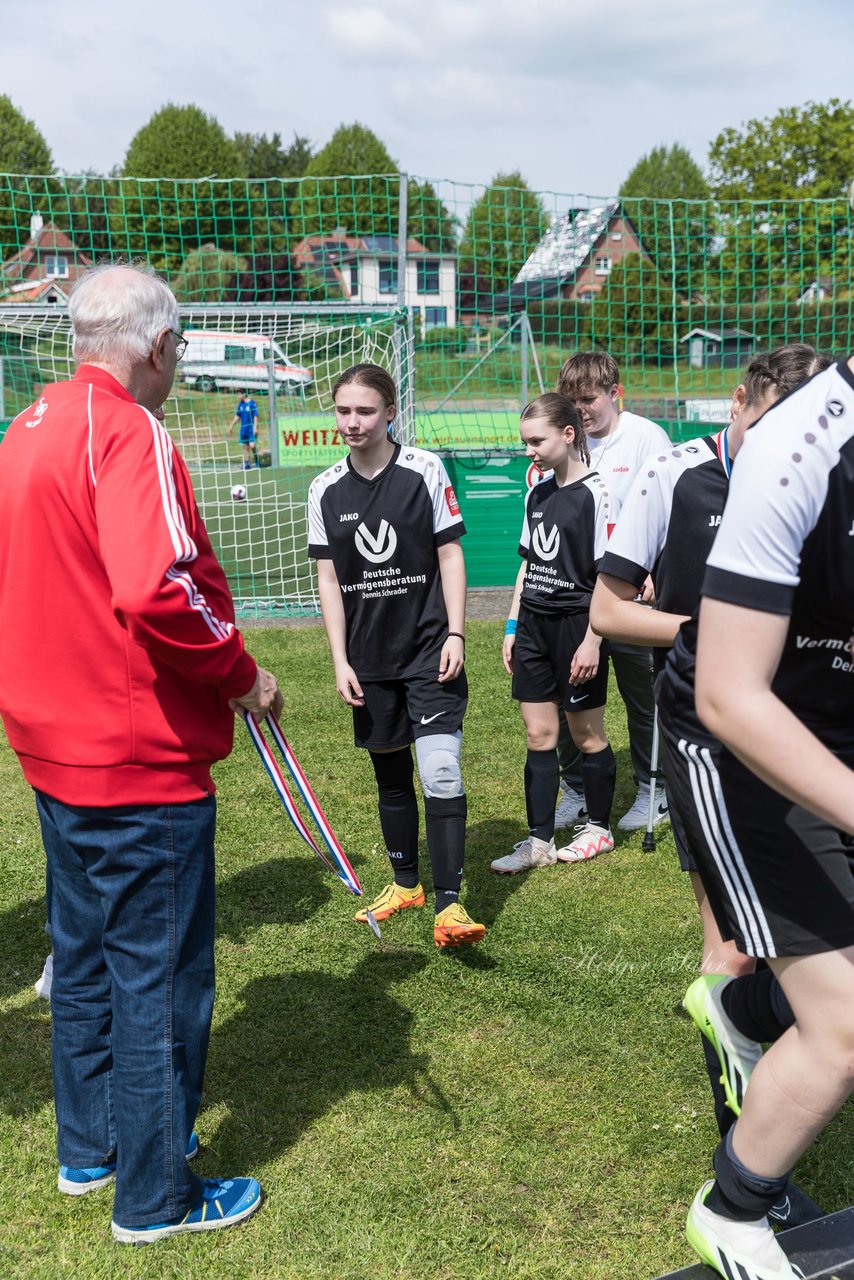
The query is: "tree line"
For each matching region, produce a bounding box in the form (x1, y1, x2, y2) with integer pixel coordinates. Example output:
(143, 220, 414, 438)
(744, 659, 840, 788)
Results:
(1, 96, 853, 330)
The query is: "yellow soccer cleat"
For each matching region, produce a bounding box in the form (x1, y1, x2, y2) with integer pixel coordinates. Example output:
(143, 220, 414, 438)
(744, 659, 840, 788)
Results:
(433, 902, 486, 949)
(354, 881, 426, 923)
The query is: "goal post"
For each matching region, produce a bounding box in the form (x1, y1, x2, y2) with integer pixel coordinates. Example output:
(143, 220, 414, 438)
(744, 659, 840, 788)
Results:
(0, 302, 413, 617)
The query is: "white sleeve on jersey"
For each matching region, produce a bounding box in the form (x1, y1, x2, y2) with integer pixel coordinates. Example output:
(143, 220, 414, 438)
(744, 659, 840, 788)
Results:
(307, 476, 330, 552)
(606, 454, 670, 576)
(427, 452, 465, 539)
(592, 482, 613, 562)
(706, 408, 832, 592)
(518, 484, 535, 555)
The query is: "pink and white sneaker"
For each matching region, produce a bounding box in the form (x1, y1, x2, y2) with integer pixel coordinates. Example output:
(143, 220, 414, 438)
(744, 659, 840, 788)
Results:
(556, 823, 614, 863)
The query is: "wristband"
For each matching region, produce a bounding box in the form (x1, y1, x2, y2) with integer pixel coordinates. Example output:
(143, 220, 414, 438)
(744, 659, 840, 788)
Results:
(447, 631, 465, 645)
(505, 619, 517, 636)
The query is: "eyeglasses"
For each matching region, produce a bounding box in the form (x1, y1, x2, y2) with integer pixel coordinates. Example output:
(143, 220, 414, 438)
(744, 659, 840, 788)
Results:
(169, 330, 188, 360)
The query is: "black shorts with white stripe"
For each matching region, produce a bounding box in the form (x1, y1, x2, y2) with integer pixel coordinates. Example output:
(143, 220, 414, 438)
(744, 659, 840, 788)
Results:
(659, 713, 854, 957)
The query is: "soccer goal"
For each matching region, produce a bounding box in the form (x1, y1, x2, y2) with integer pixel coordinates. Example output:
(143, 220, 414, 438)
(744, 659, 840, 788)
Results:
(0, 303, 413, 617)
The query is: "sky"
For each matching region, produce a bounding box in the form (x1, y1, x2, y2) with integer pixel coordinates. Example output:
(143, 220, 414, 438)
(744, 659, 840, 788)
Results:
(2, 0, 853, 200)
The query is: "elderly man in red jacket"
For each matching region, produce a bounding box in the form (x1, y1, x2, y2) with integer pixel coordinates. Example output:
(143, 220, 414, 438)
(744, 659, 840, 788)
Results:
(0, 264, 280, 1243)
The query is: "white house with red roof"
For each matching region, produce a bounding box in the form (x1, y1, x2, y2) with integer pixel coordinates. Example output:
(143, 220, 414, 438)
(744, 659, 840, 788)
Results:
(292, 230, 456, 327)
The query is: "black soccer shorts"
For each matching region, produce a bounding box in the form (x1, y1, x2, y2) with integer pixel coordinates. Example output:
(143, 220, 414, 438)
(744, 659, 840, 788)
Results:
(511, 604, 609, 712)
(352, 662, 468, 751)
(661, 715, 854, 957)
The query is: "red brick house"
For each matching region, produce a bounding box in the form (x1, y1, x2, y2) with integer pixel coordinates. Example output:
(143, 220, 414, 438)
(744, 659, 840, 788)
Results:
(500, 201, 648, 308)
(0, 215, 93, 303)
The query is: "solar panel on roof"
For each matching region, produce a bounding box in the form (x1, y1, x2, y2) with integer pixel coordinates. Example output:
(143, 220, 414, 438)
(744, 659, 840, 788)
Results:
(515, 202, 618, 285)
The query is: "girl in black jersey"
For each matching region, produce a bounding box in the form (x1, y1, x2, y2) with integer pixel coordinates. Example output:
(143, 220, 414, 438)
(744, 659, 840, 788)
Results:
(307, 364, 485, 949)
(492, 393, 615, 873)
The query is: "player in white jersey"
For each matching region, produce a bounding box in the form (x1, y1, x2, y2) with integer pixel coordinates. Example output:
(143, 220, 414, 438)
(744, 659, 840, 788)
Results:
(681, 359, 854, 1279)
(555, 351, 670, 833)
(491, 394, 615, 873)
(308, 364, 485, 949)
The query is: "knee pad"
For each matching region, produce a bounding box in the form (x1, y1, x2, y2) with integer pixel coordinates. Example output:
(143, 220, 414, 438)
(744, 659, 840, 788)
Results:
(415, 732, 464, 800)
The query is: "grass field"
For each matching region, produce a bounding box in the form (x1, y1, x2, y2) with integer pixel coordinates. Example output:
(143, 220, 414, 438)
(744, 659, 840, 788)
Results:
(1, 624, 851, 1280)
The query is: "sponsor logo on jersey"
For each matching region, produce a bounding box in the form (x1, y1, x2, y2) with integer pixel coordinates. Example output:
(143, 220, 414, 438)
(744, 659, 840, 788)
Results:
(708, 514, 721, 526)
(24, 397, 48, 429)
(612, 465, 629, 472)
(531, 510, 544, 520)
(355, 519, 398, 564)
(339, 512, 359, 522)
(827, 399, 845, 417)
(531, 523, 560, 561)
(444, 485, 460, 516)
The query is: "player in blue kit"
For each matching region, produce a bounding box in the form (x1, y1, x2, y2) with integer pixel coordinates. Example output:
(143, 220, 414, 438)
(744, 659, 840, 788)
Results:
(307, 363, 485, 948)
(491, 393, 616, 873)
(229, 391, 259, 468)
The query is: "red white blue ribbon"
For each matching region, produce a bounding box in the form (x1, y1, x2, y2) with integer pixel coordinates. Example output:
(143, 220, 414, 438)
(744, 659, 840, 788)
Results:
(243, 711, 363, 896)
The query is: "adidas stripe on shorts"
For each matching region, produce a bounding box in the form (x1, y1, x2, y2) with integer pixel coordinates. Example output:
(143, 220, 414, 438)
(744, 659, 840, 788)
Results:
(659, 713, 854, 957)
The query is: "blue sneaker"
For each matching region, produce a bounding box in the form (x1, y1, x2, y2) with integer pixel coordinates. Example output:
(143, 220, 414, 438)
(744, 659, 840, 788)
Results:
(58, 1132, 200, 1195)
(111, 1176, 263, 1244)
(58, 1161, 116, 1196)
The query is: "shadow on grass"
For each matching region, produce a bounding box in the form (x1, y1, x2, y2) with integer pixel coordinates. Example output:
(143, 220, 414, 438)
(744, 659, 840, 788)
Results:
(0, 892, 49, 1001)
(216, 856, 331, 942)
(203, 948, 452, 1166)
(0, 1003, 52, 1115)
(463, 818, 545, 928)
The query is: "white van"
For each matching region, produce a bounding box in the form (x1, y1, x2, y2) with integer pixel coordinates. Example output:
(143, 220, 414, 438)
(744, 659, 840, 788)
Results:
(178, 330, 313, 395)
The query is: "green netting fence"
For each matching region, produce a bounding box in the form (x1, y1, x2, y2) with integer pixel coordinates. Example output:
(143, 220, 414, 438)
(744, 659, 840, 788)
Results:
(1, 172, 852, 602)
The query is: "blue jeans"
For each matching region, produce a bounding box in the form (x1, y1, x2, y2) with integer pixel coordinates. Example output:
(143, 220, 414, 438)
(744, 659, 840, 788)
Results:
(36, 791, 216, 1226)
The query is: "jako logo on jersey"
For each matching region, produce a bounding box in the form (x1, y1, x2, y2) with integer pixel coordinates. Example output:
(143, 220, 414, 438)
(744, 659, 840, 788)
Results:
(339, 513, 359, 522)
(355, 519, 398, 564)
(532, 523, 560, 560)
(708, 514, 721, 527)
(24, 397, 48, 429)
(445, 485, 460, 516)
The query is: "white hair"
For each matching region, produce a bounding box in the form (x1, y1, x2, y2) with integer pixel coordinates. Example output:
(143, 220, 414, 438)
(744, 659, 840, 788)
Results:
(69, 263, 179, 366)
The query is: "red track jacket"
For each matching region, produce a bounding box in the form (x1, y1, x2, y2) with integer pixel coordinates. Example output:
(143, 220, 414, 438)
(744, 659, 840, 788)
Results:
(0, 366, 257, 805)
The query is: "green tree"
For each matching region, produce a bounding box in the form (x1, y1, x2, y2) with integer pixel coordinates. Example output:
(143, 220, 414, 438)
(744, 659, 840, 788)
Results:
(584, 253, 679, 364)
(407, 178, 456, 252)
(124, 103, 243, 179)
(289, 122, 398, 242)
(233, 131, 313, 180)
(709, 99, 854, 200)
(619, 143, 711, 299)
(620, 144, 708, 201)
(458, 172, 548, 301)
(707, 102, 854, 304)
(0, 95, 54, 263)
(119, 105, 250, 275)
(0, 95, 53, 174)
(172, 244, 247, 302)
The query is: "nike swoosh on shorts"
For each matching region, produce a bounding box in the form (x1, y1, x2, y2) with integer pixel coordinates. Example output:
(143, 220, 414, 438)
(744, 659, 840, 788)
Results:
(569, 694, 588, 704)
(420, 712, 445, 725)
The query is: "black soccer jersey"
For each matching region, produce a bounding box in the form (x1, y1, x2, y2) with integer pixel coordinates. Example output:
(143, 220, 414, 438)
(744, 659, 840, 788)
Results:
(702, 361, 854, 762)
(518, 471, 612, 615)
(600, 432, 729, 677)
(307, 443, 465, 681)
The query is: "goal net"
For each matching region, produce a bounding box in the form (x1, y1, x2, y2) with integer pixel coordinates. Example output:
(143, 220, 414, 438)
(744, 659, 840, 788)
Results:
(0, 303, 413, 617)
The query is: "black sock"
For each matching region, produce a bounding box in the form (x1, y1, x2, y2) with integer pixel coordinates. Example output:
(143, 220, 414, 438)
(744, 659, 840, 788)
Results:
(705, 1131, 790, 1221)
(720, 968, 795, 1044)
(370, 749, 420, 889)
(424, 794, 467, 913)
(700, 1034, 737, 1140)
(580, 743, 616, 829)
(525, 748, 559, 842)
